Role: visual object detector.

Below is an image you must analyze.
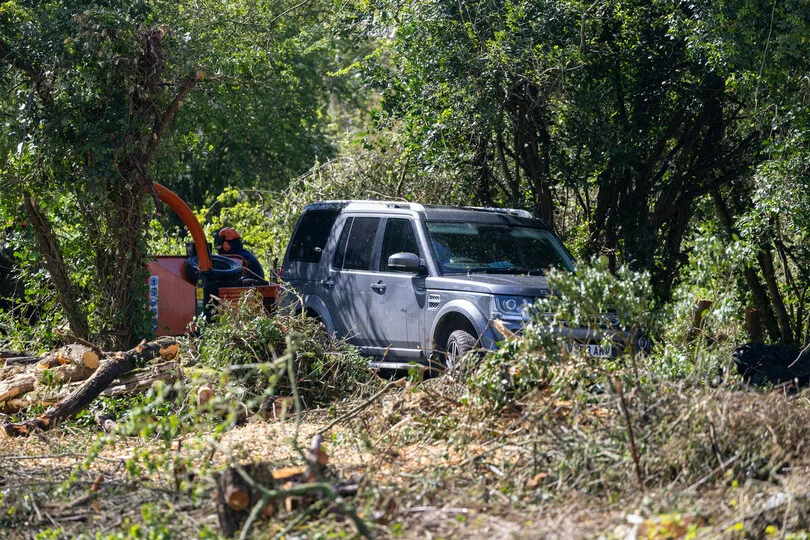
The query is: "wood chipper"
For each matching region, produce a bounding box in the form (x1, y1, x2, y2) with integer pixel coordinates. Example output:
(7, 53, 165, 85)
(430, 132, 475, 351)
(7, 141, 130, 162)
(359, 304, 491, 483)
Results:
(145, 182, 277, 336)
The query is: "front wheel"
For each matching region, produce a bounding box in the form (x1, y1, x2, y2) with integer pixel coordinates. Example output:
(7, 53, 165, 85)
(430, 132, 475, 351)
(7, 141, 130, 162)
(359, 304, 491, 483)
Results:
(445, 329, 477, 372)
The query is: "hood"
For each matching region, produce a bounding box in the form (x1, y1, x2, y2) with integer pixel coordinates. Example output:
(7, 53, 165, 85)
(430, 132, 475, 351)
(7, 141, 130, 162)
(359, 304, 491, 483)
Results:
(425, 273, 551, 297)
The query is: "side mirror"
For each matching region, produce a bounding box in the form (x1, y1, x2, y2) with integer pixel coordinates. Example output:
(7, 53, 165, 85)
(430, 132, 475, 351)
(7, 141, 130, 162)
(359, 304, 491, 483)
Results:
(387, 252, 427, 274)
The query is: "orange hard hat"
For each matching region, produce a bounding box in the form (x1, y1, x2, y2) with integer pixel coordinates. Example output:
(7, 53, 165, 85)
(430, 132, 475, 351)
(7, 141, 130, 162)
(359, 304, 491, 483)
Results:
(217, 227, 241, 240)
(215, 227, 241, 253)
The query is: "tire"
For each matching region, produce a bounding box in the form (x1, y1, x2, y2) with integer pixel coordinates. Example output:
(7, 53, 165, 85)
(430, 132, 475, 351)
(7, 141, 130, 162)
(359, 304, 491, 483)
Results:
(184, 255, 244, 286)
(445, 329, 477, 372)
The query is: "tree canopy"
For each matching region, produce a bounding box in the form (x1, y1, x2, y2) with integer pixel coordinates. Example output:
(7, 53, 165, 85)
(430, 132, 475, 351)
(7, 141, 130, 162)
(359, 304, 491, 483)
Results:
(2, 0, 810, 347)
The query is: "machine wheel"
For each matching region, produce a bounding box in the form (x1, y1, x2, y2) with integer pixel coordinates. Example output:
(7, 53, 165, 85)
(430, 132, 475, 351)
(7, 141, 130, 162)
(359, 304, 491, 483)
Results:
(184, 255, 244, 286)
(444, 329, 477, 372)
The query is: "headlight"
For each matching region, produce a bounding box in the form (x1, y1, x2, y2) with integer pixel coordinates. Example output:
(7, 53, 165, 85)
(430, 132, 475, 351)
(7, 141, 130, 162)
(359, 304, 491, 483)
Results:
(492, 295, 532, 320)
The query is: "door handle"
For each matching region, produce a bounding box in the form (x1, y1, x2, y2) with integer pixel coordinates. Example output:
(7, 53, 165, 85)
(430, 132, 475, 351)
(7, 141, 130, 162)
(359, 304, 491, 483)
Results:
(320, 278, 335, 288)
(371, 281, 387, 293)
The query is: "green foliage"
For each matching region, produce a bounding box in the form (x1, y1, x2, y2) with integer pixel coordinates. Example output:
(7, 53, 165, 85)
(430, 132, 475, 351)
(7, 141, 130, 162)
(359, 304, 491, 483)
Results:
(654, 229, 747, 379)
(0, 0, 360, 346)
(340, 0, 810, 307)
(470, 257, 655, 405)
(194, 292, 376, 405)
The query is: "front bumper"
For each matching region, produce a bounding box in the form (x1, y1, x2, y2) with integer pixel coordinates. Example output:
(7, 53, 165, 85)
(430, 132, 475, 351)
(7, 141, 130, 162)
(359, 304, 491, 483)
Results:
(482, 318, 651, 357)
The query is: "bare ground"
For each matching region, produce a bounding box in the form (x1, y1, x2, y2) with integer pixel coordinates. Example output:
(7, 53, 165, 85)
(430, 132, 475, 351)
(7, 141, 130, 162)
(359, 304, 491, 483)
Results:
(2, 379, 810, 539)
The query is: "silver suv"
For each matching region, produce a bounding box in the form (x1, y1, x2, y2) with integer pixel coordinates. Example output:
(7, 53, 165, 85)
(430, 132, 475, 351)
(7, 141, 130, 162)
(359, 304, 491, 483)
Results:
(280, 201, 642, 370)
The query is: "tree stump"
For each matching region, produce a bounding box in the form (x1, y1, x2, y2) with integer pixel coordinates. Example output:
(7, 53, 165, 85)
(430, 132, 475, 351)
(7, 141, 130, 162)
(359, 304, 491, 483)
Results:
(215, 463, 279, 537)
(745, 306, 763, 343)
(687, 299, 713, 342)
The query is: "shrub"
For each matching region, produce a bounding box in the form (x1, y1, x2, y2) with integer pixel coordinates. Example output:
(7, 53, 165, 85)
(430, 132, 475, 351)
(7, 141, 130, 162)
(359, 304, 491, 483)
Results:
(193, 292, 376, 406)
(469, 257, 657, 405)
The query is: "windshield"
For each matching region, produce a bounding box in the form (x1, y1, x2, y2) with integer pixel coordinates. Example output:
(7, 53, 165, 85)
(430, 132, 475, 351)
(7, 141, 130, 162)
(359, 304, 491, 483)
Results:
(426, 221, 574, 275)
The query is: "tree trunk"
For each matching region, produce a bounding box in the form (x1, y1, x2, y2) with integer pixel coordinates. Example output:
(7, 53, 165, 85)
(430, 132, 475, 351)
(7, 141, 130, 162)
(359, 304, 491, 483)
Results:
(23, 194, 90, 339)
(100, 361, 180, 396)
(757, 246, 794, 344)
(711, 189, 781, 342)
(745, 306, 763, 343)
(687, 299, 713, 342)
(505, 80, 555, 227)
(1, 356, 43, 367)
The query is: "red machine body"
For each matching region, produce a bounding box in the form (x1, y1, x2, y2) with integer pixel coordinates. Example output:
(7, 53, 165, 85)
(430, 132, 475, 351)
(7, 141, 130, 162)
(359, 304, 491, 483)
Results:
(145, 183, 277, 336)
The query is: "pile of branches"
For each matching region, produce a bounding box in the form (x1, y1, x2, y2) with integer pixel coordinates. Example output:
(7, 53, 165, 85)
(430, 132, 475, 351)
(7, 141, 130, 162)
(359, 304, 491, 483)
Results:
(0, 338, 179, 437)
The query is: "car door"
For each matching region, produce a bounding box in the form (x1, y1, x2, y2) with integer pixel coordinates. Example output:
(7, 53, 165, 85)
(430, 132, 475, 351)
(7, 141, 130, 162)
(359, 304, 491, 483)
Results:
(364, 217, 427, 362)
(282, 205, 342, 309)
(320, 215, 382, 349)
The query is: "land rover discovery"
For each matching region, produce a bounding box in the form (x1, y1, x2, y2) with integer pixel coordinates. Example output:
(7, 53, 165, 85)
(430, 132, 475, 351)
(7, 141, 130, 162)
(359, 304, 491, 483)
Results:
(280, 201, 647, 370)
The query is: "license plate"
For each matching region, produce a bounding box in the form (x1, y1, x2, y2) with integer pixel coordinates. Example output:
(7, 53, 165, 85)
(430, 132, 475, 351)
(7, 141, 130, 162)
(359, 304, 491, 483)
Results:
(567, 342, 612, 358)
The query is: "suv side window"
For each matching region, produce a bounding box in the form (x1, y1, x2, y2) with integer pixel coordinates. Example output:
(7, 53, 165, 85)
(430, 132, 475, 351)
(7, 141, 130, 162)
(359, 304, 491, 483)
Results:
(288, 208, 340, 263)
(333, 217, 380, 270)
(379, 218, 421, 271)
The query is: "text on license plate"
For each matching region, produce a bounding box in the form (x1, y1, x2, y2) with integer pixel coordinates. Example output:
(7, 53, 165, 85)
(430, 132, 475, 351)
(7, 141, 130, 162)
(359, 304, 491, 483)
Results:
(567, 343, 612, 358)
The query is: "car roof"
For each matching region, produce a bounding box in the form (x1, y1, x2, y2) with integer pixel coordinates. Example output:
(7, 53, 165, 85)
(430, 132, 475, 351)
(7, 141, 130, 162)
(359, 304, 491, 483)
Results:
(302, 200, 545, 226)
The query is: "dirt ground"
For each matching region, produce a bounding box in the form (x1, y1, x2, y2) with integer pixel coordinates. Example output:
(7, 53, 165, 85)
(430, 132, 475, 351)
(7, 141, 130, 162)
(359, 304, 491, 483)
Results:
(2, 383, 809, 539)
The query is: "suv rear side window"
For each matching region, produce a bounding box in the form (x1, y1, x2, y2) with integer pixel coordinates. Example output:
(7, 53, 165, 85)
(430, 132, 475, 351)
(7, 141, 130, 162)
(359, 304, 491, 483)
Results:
(333, 217, 380, 270)
(379, 218, 421, 271)
(288, 208, 340, 263)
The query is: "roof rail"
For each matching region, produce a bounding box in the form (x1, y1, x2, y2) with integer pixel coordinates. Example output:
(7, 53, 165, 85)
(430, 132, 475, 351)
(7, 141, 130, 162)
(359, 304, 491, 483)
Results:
(311, 200, 426, 212)
(461, 206, 533, 218)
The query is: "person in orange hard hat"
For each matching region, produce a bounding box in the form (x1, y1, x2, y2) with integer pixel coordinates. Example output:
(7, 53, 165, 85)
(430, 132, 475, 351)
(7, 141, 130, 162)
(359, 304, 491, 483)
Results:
(213, 227, 265, 280)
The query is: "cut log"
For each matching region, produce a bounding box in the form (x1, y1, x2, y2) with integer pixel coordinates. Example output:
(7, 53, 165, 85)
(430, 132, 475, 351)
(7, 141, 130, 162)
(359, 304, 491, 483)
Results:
(0, 396, 56, 414)
(0, 397, 58, 414)
(213, 435, 361, 537)
(4, 361, 181, 413)
(1, 355, 43, 366)
(215, 460, 360, 537)
(42, 362, 97, 384)
(100, 361, 180, 396)
(0, 373, 36, 403)
(196, 385, 214, 406)
(38, 344, 100, 370)
(0, 338, 178, 437)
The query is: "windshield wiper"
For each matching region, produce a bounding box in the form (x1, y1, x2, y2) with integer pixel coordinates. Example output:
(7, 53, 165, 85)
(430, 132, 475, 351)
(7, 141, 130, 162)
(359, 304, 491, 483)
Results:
(466, 266, 521, 275)
(464, 266, 548, 275)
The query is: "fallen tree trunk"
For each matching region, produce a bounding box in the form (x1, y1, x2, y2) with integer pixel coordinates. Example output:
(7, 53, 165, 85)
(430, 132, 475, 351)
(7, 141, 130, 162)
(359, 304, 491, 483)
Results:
(100, 361, 180, 396)
(1, 338, 178, 437)
(2, 361, 181, 414)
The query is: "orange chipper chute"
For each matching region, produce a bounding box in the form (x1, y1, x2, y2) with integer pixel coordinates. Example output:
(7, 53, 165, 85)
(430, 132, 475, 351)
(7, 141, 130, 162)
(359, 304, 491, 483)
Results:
(152, 182, 212, 272)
